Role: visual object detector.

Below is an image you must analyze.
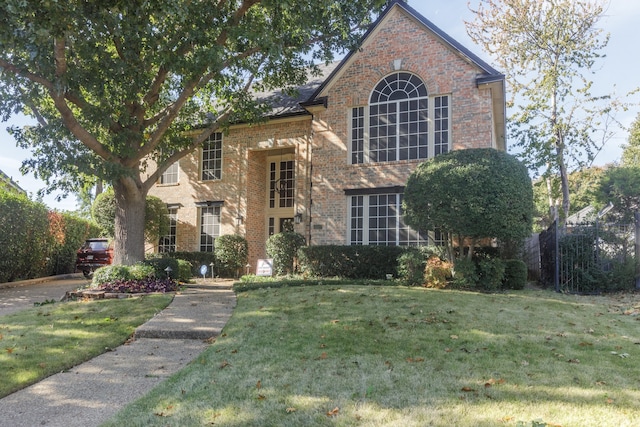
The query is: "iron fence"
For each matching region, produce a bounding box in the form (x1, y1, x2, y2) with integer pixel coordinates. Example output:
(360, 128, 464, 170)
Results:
(537, 218, 638, 294)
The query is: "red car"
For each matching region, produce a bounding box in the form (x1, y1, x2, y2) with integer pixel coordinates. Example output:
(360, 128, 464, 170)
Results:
(76, 238, 114, 278)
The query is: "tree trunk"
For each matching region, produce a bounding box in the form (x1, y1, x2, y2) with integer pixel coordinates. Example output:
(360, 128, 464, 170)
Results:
(112, 176, 147, 265)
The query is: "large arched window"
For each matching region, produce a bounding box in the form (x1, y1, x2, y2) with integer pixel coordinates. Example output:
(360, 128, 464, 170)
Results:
(350, 72, 450, 164)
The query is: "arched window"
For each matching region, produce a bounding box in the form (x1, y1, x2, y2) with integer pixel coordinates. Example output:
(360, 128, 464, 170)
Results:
(350, 72, 449, 164)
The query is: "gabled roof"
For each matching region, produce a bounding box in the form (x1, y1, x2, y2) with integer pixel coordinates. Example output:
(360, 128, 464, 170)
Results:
(255, 0, 505, 150)
(307, 0, 504, 103)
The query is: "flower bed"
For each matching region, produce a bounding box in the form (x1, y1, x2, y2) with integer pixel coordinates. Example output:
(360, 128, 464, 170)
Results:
(95, 278, 179, 294)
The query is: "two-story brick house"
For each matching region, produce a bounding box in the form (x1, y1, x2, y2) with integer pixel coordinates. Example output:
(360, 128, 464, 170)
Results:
(148, 0, 505, 271)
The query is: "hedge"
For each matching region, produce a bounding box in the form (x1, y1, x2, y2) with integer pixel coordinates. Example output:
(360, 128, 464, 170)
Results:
(297, 245, 407, 279)
(0, 190, 99, 283)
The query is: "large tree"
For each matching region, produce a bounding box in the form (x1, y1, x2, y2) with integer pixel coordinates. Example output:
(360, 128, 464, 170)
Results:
(0, 0, 386, 265)
(403, 148, 534, 260)
(466, 0, 614, 224)
(621, 113, 640, 167)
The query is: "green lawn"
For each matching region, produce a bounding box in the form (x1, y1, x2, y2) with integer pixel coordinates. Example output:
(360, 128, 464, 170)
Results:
(104, 284, 640, 427)
(0, 294, 172, 398)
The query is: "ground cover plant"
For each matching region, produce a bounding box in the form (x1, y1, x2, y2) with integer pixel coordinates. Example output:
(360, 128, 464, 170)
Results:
(105, 284, 640, 426)
(0, 294, 172, 398)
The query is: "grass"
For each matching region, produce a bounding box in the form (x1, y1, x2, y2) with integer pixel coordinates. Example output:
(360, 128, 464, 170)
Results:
(103, 284, 640, 426)
(0, 294, 172, 398)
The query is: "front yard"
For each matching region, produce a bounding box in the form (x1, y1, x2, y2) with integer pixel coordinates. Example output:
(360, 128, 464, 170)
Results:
(104, 283, 640, 427)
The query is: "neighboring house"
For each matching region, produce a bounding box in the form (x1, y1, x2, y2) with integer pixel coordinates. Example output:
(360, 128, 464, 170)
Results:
(0, 169, 27, 195)
(148, 0, 506, 271)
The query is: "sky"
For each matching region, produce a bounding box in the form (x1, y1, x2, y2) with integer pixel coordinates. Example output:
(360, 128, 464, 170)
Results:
(0, 0, 638, 212)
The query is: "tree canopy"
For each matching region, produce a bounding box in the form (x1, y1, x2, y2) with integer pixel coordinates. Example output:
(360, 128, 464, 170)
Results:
(0, 0, 386, 264)
(402, 148, 534, 259)
(466, 0, 615, 224)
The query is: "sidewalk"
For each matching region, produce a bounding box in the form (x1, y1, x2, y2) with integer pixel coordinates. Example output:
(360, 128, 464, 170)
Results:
(0, 279, 236, 427)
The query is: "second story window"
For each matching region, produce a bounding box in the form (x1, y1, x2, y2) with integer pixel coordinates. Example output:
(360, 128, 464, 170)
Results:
(201, 133, 223, 181)
(160, 161, 179, 185)
(350, 72, 450, 164)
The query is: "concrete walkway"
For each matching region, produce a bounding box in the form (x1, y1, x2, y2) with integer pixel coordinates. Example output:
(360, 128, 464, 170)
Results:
(0, 278, 236, 427)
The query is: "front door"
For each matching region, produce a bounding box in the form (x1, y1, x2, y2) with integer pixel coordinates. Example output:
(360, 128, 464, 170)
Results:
(267, 152, 295, 236)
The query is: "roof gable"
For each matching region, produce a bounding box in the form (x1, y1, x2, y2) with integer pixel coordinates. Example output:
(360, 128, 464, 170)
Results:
(308, 0, 503, 102)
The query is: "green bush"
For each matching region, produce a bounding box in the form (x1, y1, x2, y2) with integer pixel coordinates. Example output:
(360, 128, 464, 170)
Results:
(143, 257, 180, 280)
(503, 259, 528, 290)
(92, 265, 131, 286)
(397, 249, 425, 286)
(451, 258, 479, 288)
(215, 234, 248, 278)
(0, 191, 50, 282)
(127, 263, 156, 280)
(476, 257, 505, 291)
(266, 232, 307, 276)
(297, 245, 406, 279)
(157, 252, 217, 277)
(176, 259, 193, 282)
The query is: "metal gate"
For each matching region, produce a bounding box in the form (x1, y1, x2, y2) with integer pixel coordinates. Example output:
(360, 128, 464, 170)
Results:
(538, 219, 638, 294)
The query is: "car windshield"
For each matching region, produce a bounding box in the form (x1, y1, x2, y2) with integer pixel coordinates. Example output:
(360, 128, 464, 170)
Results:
(88, 241, 108, 251)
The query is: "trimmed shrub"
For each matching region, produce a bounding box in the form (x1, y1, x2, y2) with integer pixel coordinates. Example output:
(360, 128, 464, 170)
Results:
(92, 265, 132, 286)
(424, 256, 453, 288)
(127, 263, 156, 280)
(451, 258, 479, 288)
(397, 249, 425, 286)
(143, 257, 180, 280)
(297, 245, 406, 279)
(266, 232, 307, 276)
(176, 259, 193, 282)
(0, 191, 50, 282)
(477, 257, 505, 291)
(215, 234, 248, 278)
(503, 259, 528, 290)
(158, 252, 217, 277)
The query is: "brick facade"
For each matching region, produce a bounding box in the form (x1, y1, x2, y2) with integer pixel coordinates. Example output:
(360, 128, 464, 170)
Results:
(148, 1, 505, 272)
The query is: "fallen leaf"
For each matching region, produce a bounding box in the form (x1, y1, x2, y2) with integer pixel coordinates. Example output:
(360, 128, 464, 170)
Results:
(568, 358, 580, 364)
(257, 394, 266, 400)
(579, 342, 593, 346)
(219, 360, 231, 369)
(256, 380, 261, 389)
(450, 335, 459, 340)
(319, 352, 328, 359)
(326, 407, 339, 417)
(6, 347, 14, 354)
(286, 407, 296, 413)
(461, 387, 475, 392)
(231, 349, 238, 354)
(331, 320, 340, 324)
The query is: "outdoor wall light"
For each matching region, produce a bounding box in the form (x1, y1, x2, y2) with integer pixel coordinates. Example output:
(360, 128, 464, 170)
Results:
(236, 214, 244, 225)
(294, 211, 303, 224)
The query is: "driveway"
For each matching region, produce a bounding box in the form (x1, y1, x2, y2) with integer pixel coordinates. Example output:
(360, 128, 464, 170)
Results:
(0, 277, 90, 316)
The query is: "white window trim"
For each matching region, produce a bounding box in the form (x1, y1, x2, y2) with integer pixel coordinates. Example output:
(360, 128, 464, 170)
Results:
(348, 95, 451, 164)
(346, 193, 428, 246)
(200, 133, 223, 181)
(159, 161, 180, 185)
